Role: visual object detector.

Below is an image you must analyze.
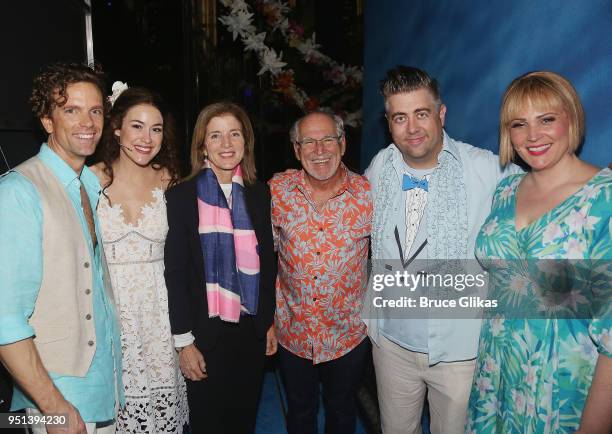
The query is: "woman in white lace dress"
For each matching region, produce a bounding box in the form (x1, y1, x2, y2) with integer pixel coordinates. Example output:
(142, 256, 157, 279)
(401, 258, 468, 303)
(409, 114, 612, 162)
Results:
(91, 87, 188, 433)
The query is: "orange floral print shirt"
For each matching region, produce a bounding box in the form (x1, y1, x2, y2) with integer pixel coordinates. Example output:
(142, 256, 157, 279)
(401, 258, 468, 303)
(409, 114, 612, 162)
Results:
(269, 165, 372, 363)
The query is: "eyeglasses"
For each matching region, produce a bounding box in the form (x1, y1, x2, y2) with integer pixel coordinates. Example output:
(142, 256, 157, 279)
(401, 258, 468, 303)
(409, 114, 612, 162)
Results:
(296, 135, 342, 150)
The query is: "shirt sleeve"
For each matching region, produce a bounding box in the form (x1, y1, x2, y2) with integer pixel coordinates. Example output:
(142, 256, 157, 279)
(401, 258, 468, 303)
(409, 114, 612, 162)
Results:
(172, 332, 195, 348)
(268, 181, 280, 252)
(0, 173, 42, 345)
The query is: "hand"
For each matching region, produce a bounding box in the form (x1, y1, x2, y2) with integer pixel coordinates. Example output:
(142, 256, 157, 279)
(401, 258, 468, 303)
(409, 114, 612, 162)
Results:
(178, 344, 207, 381)
(46, 400, 87, 434)
(266, 326, 278, 356)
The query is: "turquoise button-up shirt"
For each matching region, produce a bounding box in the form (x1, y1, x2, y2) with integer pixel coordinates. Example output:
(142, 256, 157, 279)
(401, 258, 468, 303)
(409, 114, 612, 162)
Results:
(0, 144, 122, 422)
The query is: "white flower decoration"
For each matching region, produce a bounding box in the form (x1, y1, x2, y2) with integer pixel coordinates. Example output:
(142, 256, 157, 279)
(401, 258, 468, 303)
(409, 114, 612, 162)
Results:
(344, 65, 362, 81)
(244, 32, 267, 52)
(218, 0, 362, 124)
(108, 81, 128, 106)
(344, 109, 362, 128)
(297, 34, 322, 62)
(258, 48, 287, 76)
(219, 10, 255, 40)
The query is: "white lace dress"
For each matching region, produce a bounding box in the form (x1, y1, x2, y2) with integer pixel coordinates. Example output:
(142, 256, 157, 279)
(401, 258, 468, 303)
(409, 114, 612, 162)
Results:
(97, 188, 188, 433)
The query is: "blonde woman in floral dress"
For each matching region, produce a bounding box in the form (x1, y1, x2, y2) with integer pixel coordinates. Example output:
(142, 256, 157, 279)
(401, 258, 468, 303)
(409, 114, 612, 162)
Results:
(92, 86, 188, 433)
(466, 72, 611, 433)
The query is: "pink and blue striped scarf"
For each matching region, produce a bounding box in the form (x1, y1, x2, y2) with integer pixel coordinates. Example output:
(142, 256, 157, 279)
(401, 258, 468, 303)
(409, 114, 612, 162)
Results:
(196, 166, 260, 322)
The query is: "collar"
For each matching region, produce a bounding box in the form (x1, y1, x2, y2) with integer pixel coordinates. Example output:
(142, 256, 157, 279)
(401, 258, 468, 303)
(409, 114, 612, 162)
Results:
(440, 130, 461, 162)
(38, 143, 100, 194)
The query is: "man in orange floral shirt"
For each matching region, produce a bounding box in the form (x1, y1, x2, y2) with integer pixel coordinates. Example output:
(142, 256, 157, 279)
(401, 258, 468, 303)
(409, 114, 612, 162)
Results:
(270, 111, 373, 434)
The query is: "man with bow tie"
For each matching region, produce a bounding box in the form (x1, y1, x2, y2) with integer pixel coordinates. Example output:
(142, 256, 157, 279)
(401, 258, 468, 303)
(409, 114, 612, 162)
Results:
(364, 66, 520, 434)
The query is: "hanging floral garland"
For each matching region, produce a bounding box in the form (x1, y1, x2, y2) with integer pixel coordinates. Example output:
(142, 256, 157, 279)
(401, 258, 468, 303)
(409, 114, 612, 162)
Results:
(218, 0, 362, 126)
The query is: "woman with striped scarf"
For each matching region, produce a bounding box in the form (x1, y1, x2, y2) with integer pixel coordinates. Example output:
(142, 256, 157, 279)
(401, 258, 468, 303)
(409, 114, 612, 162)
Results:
(164, 102, 277, 434)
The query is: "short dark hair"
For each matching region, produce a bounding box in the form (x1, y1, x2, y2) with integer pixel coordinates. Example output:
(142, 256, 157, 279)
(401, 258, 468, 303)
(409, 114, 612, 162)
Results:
(95, 87, 182, 190)
(30, 62, 107, 119)
(380, 66, 442, 110)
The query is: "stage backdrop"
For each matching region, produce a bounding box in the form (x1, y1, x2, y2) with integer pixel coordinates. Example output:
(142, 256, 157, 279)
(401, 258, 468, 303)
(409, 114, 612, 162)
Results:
(362, 0, 612, 170)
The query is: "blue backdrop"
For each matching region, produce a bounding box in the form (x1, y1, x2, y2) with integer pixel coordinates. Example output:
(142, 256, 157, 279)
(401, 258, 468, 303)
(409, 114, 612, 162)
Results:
(361, 0, 612, 170)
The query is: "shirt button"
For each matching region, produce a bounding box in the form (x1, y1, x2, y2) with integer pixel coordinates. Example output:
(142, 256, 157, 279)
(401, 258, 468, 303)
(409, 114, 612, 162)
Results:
(85, 314, 92, 320)
(84, 262, 90, 268)
(85, 288, 91, 295)
(88, 340, 94, 346)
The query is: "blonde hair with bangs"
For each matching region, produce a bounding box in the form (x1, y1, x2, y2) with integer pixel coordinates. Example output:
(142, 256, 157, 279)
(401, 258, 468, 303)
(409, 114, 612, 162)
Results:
(188, 102, 257, 184)
(499, 71, 584, 166)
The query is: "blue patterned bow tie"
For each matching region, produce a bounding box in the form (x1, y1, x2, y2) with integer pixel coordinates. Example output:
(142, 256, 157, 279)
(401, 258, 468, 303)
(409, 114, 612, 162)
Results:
(402, 174, 428, 191)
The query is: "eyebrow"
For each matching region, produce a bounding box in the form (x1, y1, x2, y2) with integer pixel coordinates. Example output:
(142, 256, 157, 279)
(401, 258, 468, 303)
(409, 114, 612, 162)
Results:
(63, 104, 103, 110)
(510, 111, 559, 121)
(208, 128, 241, 133)
(390, 107, 431, 118)
(128, 119, 163, 126)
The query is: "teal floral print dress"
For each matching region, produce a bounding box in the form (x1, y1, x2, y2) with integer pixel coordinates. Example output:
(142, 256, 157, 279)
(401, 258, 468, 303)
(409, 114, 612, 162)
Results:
(466, 168, 612, 433)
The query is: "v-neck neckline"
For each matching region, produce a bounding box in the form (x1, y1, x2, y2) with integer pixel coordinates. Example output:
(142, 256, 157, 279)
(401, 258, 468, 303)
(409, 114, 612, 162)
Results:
(512, 170, 604, 233)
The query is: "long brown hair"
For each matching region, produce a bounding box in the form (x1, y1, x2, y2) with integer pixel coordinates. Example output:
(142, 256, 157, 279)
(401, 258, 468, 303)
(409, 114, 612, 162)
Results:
(95, 87, 181, 189)
(188, 102, 257, 184)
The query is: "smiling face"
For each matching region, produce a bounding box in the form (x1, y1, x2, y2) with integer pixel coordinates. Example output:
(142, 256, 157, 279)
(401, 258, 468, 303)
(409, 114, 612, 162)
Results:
(115, 103, 164, 167)
(385, 88, 446, 169)
(293, 112, 346, 184)
(509, 99, 572, 172)
(41, 81, 104, 172)
(204, 114, 245, 183)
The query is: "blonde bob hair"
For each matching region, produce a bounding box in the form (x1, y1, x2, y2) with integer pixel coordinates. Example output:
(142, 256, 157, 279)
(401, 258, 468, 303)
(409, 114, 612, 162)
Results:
(188, 102, 257, 184)
(499, 71, 585, 166)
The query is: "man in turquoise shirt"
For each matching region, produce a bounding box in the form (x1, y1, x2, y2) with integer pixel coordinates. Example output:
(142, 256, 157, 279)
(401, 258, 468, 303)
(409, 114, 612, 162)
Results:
(364, 66, 521, 434)
(0, 63, 122, 433)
